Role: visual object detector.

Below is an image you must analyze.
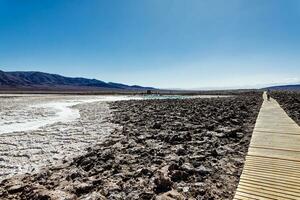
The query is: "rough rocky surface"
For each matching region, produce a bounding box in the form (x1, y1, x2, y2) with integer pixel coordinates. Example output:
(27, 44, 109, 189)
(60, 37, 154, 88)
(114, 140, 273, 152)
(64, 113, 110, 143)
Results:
(0, 93, 262, 200)
(271, 91, 300, 126)
(0, 95, 117, 181)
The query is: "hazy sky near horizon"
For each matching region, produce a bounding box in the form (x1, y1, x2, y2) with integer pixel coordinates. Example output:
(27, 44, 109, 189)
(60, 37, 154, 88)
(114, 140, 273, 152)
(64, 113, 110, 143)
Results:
(0, 0, 300, 89)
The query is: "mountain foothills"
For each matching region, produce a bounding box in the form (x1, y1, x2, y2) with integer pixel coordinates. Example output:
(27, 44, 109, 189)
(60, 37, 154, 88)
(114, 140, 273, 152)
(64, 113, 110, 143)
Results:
(0, 70, 154, 91)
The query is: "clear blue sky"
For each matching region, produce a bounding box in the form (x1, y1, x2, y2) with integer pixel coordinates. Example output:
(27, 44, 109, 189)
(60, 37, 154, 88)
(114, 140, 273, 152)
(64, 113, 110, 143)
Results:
(0, 0, 300, 89)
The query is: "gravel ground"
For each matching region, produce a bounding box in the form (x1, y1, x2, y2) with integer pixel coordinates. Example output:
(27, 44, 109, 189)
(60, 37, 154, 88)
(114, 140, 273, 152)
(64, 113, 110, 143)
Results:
(0, 93, 262, 200)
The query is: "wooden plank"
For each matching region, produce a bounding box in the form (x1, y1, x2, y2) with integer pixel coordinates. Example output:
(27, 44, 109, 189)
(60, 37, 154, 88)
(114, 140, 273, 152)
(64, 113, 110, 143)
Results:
(247, 148, 300, 161)
(243, 164, 300, 176)
(237, 185, 299, 200)
(234, 92, 300, 199)
(240, 173, 300, 187)
(235, 190, 284, 200)
(241, 170, 300, 184)
(239, 178, 300, 192)
(239, 179, 300, 194)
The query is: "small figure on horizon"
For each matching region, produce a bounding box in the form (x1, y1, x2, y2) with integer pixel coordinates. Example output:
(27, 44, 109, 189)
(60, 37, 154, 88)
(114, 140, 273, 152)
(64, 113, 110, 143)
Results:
(267, 89, 271, 101)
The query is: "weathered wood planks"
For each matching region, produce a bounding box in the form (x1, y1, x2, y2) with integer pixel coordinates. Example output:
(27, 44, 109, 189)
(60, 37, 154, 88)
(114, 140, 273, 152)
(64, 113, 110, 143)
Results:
(233, 92, 300, 200)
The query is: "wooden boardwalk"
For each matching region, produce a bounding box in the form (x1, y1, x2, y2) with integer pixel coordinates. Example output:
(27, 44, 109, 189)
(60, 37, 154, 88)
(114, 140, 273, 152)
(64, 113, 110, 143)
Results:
(234, 92, 300, 200)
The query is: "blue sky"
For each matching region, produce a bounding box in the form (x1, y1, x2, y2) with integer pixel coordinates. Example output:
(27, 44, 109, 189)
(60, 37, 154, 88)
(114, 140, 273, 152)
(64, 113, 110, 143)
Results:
(0, 0, 300, 89)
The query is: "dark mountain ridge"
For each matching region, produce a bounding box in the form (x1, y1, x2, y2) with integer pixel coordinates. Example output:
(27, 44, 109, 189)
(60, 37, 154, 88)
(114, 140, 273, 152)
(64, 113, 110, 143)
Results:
(264, 84, 300, 91)
(0, 70, 155, 91)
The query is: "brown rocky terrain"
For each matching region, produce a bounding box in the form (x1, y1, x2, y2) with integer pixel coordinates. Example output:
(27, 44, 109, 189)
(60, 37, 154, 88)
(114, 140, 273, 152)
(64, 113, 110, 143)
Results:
(0, 93, 263, 200)
(271, 91, 300, 126)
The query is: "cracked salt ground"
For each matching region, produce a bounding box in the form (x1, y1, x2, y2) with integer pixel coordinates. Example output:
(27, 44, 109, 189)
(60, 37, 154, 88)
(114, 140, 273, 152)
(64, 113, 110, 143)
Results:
(0, 95, 143, 135)
(0, 102, 115, 181)
(0, 95, 142, 181)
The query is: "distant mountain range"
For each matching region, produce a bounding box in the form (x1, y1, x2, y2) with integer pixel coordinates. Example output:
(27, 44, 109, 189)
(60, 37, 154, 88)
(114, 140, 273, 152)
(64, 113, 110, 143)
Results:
(264, 84, 300, 91)
(0, 70, 155, 91)
(1, 70, 299, 92)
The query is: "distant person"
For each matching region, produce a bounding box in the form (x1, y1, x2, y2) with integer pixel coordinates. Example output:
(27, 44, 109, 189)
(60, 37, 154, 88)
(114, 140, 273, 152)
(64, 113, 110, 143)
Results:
(267, 89, 271, 101)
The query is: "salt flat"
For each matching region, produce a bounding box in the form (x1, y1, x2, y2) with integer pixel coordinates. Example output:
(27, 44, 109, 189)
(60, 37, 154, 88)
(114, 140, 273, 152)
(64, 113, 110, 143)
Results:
(0, 94, 225, 182)
(0, 94, 142, 181)
(0, 95, 143, 134)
